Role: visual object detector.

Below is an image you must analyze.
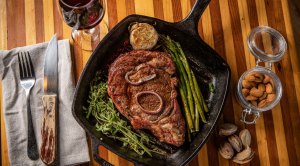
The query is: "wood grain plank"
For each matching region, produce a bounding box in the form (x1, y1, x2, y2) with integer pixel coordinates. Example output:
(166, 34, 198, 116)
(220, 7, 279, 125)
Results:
(0, 0, 8, 165)
(107, 0, 118, 29)
(34, 0, 45, 43)
(272, 103, 290, 166)
(125, 0, 135, 15)
(197, 143, 209, 166)
(263, 111, 280, 166)
(25, 0, 36, 45)
(116, 0, 127, 22)
(0, 1, 14, 166)
(180, 0, 192, 19)
(255, 116, 271, 166)
(162, 0, 174, 22)
(153, 0, 164, 20)
(243, 1, 281, 165)
(281, 0, 300, 117)
(201, 6, 214, 47)
(264, 0, 300, 165)
(209, 0, 224, 57)
(188, 155, 199, 166)
(218, 0, 240, 122)
(102, 0, 109, 33)
(6, 0, 26, 49)
(281, 0, 300, 157)
(99, 145, 108, 165)
(243, 2, 262, 165)
(171, 0, 183, 22)
(43, 0, 55, 41)
(53, 0, 63, 39)
(0, 85, 9, 166)
(0, 0, 7, 50)
(237, 0, 255, 70)
(251, 5, 271, 165)
(134, 0, 154, 17)
(108, 150, 120, 166)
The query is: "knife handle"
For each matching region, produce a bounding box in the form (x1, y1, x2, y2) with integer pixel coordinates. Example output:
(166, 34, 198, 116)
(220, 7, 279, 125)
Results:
(40, 94, 57, 165)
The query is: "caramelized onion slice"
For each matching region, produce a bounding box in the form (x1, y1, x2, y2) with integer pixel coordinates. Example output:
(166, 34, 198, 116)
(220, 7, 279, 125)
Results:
(135, 91, 163, 115)
(125, 68, 156, 85)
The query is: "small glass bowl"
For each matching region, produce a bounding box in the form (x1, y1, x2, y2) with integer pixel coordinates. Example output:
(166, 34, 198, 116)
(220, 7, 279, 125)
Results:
(236, 26, 286, 124)
(236, 66, 282, 124)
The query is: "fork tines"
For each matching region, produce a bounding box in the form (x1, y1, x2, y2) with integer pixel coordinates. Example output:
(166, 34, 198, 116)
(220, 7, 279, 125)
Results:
(18, 52, 35, 79)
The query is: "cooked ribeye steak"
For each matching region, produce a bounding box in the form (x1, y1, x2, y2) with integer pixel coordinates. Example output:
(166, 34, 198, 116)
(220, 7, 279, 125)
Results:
(108, 50, 185, 147)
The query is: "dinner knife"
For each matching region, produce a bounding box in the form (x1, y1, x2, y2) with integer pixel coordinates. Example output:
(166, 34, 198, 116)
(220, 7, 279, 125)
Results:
(40, 35, 58, 165)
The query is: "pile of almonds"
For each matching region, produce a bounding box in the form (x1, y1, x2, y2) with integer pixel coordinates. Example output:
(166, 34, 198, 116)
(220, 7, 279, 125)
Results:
(242, 71, 276, 108)
(217, 123, 254, 164)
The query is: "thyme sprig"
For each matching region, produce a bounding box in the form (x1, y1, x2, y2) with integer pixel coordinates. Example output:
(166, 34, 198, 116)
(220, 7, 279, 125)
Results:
(84, 73, 167, 156)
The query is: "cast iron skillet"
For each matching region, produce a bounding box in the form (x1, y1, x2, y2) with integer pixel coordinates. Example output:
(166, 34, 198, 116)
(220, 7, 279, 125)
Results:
(72, 0, 231, 165)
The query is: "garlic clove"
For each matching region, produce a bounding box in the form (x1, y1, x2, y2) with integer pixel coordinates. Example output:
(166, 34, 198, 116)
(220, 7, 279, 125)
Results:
(218, 142, 234, 159)
(232, 146, 255, 164)
(239, 129, 251, 147)
(218, 123, 238, 136)
(228, 134, 243, 152)
(233, 146, 252, 161)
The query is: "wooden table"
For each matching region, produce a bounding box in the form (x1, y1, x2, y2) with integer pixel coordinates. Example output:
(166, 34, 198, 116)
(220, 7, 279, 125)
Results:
(1, 0, 300, 165)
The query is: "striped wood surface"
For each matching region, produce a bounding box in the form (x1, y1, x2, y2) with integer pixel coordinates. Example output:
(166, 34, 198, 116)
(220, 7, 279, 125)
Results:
(1, 0, 300, 166)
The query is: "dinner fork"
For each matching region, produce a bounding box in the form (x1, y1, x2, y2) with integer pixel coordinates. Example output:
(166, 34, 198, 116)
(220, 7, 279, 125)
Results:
(18, 52, 39, 160)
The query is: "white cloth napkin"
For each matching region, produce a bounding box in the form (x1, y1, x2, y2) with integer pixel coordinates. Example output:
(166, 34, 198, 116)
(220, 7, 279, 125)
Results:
(0, 40, 90, 165)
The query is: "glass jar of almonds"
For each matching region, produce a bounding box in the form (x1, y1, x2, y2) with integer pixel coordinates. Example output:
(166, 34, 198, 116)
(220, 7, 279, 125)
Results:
(236, 26, 286, 124)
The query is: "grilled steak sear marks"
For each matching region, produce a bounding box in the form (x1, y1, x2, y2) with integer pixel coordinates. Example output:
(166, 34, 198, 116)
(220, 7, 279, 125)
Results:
(108, 50, 185, 147)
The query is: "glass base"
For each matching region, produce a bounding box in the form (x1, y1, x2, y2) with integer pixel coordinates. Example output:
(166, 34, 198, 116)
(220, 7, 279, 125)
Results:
(72, 21, 109, 51)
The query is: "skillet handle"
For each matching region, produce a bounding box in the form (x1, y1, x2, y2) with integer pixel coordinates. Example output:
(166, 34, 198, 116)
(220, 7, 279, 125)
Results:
(92, 137, 114, 166)
(175, 0, 211, 38)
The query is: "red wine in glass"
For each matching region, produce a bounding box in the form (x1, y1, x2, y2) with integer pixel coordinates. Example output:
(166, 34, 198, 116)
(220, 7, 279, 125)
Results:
(59, 0, 105, 30)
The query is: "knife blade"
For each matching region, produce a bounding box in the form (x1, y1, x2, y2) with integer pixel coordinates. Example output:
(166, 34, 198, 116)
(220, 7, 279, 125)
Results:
(40, 35, 58, 165)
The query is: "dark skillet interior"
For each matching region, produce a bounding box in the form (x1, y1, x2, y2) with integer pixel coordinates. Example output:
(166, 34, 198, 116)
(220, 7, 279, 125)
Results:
(72, 14, 230, 166)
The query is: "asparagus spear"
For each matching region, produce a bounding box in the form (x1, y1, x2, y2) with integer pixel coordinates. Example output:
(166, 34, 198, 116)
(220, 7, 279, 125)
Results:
(161, 35, 208, 129)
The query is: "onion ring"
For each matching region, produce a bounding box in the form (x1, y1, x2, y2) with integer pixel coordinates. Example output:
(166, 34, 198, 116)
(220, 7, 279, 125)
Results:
(125, 67, 156, 85)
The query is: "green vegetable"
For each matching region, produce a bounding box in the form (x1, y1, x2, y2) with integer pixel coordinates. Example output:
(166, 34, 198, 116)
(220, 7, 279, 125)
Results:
(84, 74, 166, 156)
(209, 83, 214, 93)
(160, 35, 209, 135)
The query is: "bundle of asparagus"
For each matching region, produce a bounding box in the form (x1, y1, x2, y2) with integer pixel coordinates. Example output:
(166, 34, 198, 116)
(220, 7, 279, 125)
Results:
(161, 35, 208, 140)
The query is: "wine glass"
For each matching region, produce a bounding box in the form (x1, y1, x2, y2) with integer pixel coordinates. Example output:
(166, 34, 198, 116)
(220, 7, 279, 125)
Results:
(58, 0, 108, 51)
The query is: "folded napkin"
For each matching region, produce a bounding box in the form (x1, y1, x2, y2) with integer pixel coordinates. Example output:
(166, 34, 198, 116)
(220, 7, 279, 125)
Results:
(0, 40, 90, 165)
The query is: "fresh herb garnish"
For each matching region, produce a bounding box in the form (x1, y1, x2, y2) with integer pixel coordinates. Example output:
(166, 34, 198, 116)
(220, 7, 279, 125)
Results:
(84, 73, 167, 156)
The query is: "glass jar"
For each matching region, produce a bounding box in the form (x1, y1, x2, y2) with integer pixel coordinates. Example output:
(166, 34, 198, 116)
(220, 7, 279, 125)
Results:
(236, 26, 287, 124)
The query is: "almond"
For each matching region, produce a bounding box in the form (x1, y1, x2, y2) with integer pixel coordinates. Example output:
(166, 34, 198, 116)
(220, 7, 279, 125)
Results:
(242, 80, 256, 89)
(259, 92, 267, 101)
(258, 99, 268, 108)
(242, 88, 250, 97)
(245, 74, 256, 82)
(251, 100, 258, 107)
(270, 79, 276, 93)
(263, 74, 271, 83)
(253, 72, 264, 81)
(265, 83, 273, 93)
(250, 87, 264, 97)
(258, 84, 266, 92)
(267, 93, 276, 102)
(245, 95, 258, 101)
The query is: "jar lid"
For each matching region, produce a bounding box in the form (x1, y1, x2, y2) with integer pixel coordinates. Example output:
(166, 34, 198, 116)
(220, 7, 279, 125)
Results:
(247, 26, 287, 62)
